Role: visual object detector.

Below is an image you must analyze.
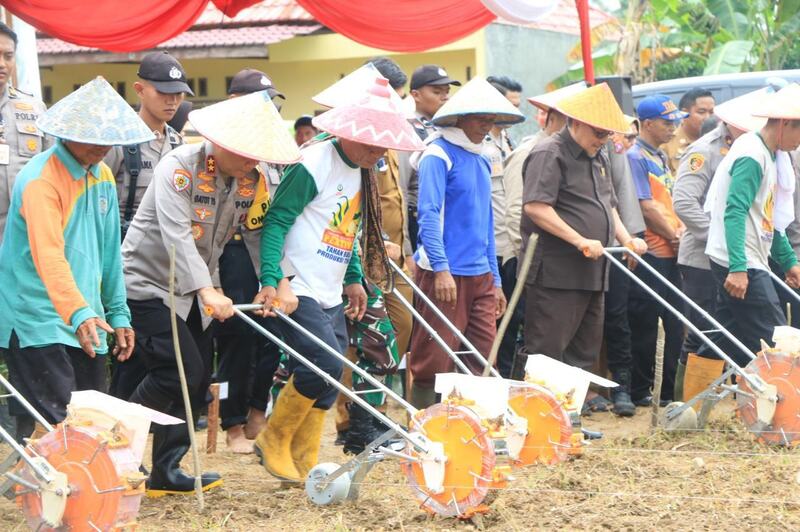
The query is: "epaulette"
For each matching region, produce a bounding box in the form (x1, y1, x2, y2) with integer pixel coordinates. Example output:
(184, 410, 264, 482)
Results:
(8, 86, 34, 99)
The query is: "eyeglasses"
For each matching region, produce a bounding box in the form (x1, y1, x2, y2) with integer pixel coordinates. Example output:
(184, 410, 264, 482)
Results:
(624, 134, 638, 141)
(590, 126, 613, 140)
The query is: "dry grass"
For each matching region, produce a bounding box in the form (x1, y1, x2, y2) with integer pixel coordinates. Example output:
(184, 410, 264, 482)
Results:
(3, 399, 800, 531)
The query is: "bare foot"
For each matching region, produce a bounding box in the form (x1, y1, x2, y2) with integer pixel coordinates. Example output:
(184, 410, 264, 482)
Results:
(244, 408, 267, 439)
(226, 425, 254, 454)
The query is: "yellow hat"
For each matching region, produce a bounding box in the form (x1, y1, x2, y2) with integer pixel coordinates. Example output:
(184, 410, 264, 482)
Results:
(432, 76, 525, 127)
(714, 88, 769, 132)
(527, 82, 587, 113)
(554, 83, 629, 134)
(752, 83, 800, 120)
(188, 90, 300, 164)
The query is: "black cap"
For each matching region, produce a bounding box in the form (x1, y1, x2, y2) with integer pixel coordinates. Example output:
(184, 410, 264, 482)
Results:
(137, 52, 193, 95)
(294, 115, 314, 129)
(228, 69, 285, 100)
(410, 65, 461, 91)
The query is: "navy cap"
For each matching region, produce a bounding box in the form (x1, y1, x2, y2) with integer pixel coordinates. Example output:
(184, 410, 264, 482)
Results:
(637, 94, 688, 122)
(228, 69, 285, 100)
(137, 52, 193, 96)
(410, 65, 461, 91)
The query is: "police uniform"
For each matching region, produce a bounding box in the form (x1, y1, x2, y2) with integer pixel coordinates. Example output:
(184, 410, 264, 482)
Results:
(672, 121, 733, 362)
(104, 125, 183, 227)
(0, 86, 49, 240)
(121, 140, 257, 493)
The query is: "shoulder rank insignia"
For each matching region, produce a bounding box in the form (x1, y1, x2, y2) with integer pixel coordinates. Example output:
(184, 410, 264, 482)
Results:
(172, 169, 191, 192)
(206, 155, 216, 174)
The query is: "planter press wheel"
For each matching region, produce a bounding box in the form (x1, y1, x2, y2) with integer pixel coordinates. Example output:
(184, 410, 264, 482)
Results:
(16, 409, 145, 532)
(736, 351, 800, 446)
(402, 403, 495, 517)
(508, 384, 572, 466)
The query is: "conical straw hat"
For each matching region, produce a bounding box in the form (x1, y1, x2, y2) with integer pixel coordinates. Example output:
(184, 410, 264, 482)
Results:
(713, 88, 770, 132)
(554, 83, 629, 133)
(313, 77, 425, 152)
(188, 90, 300, 164)
(432, 76, 525, 127)
(527, 82, 587, 112)
(37, 77, 154, 145)
(751, 83, 800, 120)
(313, 63, 405, 110)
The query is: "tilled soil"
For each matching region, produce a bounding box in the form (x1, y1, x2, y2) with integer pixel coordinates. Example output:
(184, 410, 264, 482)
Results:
(2, 400, 800, 531)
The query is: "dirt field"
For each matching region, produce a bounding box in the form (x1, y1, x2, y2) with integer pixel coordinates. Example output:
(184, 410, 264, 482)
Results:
(3, 399, 800, 531)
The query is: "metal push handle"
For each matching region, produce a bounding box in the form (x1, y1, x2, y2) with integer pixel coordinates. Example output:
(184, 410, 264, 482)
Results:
(0, 374, 54, 432)
(604, 248, 763, 391)
(389, 262, 502, 379)
(231, 305, 426, 452)
(767, 269, 800, 305)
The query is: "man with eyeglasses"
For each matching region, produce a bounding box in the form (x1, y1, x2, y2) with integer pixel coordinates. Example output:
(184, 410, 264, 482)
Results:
(626, 94, 687, 407)
(520, 84, 646, 413)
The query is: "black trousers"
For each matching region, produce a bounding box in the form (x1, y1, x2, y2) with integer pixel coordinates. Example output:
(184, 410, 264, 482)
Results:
(3, 331, 107, 437)
(496, 256, 524, 378)
(770, 259, 800, 328)
(604, 252, 633, 374)
(279, 296, 348, 410)
(216, 236, 280, 428)
(407, 205, 419, 253)
(698, 262, 786, 366)
(678, 265, 717, 363)
(126, 298, 214, 419)
(628, 254, 683, 401)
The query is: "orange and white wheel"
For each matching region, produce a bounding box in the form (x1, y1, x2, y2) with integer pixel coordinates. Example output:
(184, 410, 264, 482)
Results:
(508, 384, 572, 466)
(16, 409, 145, 531)
(737, 351, 800, 446)
(402, 403, 495, 518)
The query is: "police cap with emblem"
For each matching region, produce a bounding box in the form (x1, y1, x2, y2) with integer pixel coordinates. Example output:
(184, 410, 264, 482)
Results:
(410, 65, 461, 91)
(137, 51, 194, 96)
(228, 68, 285, 100)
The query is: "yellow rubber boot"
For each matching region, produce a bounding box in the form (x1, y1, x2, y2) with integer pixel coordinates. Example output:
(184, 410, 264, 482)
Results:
(291, 408, 327, 478)
(254, 377, 315, 482)
(683, 353, 725, 401)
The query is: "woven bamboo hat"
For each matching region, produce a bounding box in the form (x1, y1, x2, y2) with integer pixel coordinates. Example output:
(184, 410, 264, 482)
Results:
(431, 76, 525, 127)
(313, 63, 405, 110)
(714, 89, 770, 132)
(313, 77, 425, 152)
(188, 90, 300, 164)
(554, 83, 630, 134)
(37, 77, 154, 145)
(752, 83, 800, 120)
(527, 82, 587, 112)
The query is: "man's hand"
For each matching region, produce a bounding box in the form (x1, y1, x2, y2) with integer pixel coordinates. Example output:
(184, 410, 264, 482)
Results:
(344, 282, 367, 321)
(786, 265, 800, 289)
(434, 270, 457, 306)
(199, 286, 234, 321)
(276, 279, 299, 315)
(577, 238, 604, 260)
(624, 237, 648, 269)
(76, 317, 114, 358)
(405, 256, 417, 279)
(385, 241, 402, 261)
(252, 285, 277, 317)
(112, 327, 135, 362)
(724, 271, 749, 299)
(495, 287, 507, 318)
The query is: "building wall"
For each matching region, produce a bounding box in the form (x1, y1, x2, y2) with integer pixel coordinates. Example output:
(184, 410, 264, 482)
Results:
(483, 23, 577, 142)
(39, 30, 483, 123)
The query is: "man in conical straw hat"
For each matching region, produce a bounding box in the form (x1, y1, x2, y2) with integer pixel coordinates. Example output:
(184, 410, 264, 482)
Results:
(518, 83, 647, 408)
(0, 77, 152, 441)
(671, 80, 785, 403)
(404, 76, 522, 409)
(120, 90, 300, 496)
(252, 76, 424, 483)
(698, 83, 800, 379)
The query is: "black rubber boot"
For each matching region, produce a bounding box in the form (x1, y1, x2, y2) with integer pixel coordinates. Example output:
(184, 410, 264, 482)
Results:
(146, 423, 223, 497)
(343, 403, 385, 455)
(611, 369, 636, 417)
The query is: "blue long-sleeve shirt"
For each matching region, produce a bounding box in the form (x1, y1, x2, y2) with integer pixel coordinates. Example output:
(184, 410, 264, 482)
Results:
(414, 137, 501, 286)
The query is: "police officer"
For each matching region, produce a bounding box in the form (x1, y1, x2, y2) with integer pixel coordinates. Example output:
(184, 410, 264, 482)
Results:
(106, 51, 193, 400)
(217, 68, 286, 453)
(672, 87, 770, 401)
(120, 91, 299, 496)
(0, 22, 49, 241)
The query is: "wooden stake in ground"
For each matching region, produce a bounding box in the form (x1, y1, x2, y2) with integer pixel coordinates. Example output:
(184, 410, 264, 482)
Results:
(169, 245, 204, 510)
(651, 318, 664, 428)
(483, 233, 538, 376)
(207, 383, 220, 454)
